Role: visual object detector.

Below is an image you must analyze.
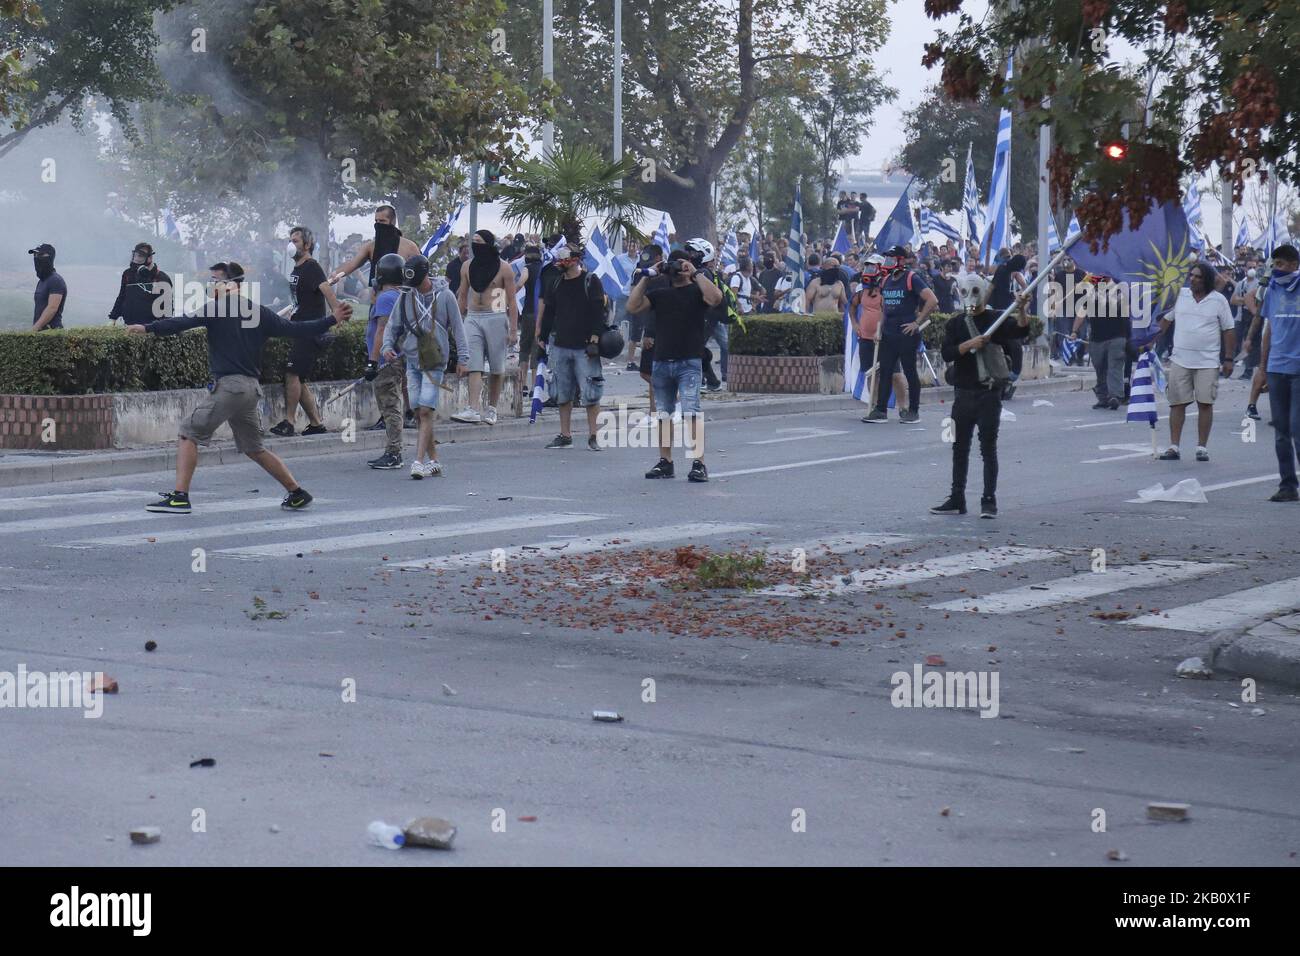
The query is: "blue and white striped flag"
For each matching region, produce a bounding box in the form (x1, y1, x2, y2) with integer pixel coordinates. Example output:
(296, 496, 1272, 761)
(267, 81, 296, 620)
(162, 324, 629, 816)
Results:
(748, 232, 760, 263)
(529, 358, 549, 423)
(980, 56, 1014, 264)
(961, 142, 980, 245)
(652, 213, 670, 255)
(163, 209, 182, 241)
(1235, 218, 1249, 250)
(584, 225, 631, 299)
(720, 231, 739, 274)
(1047, 210, 1082, 254)
(843, 299, 869, 403)
(781, 184, 805, 313)
(1183, 185, 1204, 251)
(1058, 334, 1079, 364)
(510, 256, 527, 313)
(1126, 350, 1158, 428)
(919, 208, 961, 243)
(421, 204, 463, 258)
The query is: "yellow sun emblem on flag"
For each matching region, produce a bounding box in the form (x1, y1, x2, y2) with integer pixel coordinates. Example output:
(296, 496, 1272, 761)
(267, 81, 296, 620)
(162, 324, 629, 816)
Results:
(1139, 233, 1197, 315)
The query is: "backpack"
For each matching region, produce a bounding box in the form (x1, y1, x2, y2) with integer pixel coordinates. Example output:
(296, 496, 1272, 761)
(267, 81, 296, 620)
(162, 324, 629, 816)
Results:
(395, 289, 446, 371)
(964, 313, 1010, 387)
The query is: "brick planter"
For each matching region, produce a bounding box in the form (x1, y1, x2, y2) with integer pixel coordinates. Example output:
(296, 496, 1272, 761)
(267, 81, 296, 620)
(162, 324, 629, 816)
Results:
(0, 394, 115, 450)
(729, 354, 845, 394)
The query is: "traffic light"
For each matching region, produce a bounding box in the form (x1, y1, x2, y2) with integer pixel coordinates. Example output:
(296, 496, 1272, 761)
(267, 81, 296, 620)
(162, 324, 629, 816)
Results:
(1101, 140, 1128, 161)
(484, 163, 502, 186)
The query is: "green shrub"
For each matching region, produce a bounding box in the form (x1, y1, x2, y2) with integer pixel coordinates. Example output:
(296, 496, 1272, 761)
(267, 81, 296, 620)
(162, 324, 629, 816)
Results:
(0, 320, 371, 395)
(730, 312, 844, 356)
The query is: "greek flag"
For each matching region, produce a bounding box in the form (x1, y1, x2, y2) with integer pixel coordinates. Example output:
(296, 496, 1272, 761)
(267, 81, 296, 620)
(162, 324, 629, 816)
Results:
(831, 221, 851, 255)
(980, 56, 1014, 264)
(529, 359, 549, 423)
(510, 257, 527, 313)
(1126, 350, 1158, 427)
(652, 213, 671, 254)
(422, 204, 464, 258)
(748, 233, 760, 262)
(1235, 218, 1249, 249)
(584, 225, 631, 299)
(1047, 210, 1082, 254)
(874, 177, 917, 252)
(919, 208, 961, 243)
(842, 298, 869, 403)
(163, 209, 182, 242)
(1183, 185, 1204, 251)
(781, 185, 805, 313)
(1058, 333, 1079, 364)
(961, 142, 980, 244)
(720, 231, 739, 274)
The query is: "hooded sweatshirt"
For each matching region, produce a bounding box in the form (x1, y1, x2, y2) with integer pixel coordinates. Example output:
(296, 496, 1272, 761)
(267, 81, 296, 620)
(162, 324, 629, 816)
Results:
(382, 277, 469, 371)
(1262, 268, 1300, 375)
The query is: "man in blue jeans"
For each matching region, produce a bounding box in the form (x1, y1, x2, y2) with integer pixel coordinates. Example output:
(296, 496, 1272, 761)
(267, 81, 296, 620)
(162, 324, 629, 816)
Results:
(626, 250, 722, 482)
(1259, 244, 1300, 502)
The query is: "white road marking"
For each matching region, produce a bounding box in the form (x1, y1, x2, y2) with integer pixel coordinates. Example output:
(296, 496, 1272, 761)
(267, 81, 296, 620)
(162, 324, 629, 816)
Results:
(928, 560, 1235, 613)
(712, 450, 899, 478)
(755, 547, 1058, 597)
(764, 532, 912, 557)
(1082, 443, 1156, 464)
(215, 512, 611, 559)
(0, 496, 312, 535)
(64, 506, 460, 548)
(1124, 474, 1277, 503)
(746, 428, 850, 445)
(0, 489, 150, 512)
(397, 521, 764, 571)
(1127, 576, 1300, 632)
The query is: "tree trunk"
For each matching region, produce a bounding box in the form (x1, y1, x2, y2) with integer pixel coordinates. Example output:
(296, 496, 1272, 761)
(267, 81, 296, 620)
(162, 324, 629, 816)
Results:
(643, 176, 716, 244)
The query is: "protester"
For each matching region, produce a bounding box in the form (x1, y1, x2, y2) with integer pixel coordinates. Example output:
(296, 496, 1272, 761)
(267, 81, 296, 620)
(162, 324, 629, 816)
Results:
(328, 204, 422, 297)
(127, 262, 350, 513)
(863, 245, 937, 423)
(538, 242, 608, 451)
(29, 243, 66, 331)
(109, 242, 172, 325)
(1069, 275, 1129, 410)
(452, 229, 518, 425)
(627, 243, 667, 416)
(363, 253, 408, 469)
(1258, 244, 1300, 502)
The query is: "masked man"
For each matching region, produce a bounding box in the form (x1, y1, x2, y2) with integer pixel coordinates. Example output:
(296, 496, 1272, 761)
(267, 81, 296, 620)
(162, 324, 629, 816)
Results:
(327, 204, 422, 299)
(30, 243, 66, 331)
(109, 242, 172, 325)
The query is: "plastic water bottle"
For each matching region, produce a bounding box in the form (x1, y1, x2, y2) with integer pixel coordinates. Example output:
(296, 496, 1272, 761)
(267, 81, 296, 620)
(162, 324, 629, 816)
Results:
(367, 821, 405, 850)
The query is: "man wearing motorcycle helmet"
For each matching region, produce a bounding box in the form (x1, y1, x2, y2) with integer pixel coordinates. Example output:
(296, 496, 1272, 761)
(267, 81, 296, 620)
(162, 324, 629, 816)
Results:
(863, 244, 937, 424)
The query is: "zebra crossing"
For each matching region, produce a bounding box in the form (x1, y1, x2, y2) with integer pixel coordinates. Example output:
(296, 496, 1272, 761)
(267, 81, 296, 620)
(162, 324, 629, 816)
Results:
(2, 487, 1298, 634)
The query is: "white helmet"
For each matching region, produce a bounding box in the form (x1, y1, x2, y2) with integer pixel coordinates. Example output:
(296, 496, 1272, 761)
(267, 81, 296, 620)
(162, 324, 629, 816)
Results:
(684, 237, 715, 264)
(1247, 267, 1257, 278)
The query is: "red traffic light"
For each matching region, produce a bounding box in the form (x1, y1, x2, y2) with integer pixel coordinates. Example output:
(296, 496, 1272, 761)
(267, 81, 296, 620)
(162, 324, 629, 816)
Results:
(1102, 140, 1128, 161)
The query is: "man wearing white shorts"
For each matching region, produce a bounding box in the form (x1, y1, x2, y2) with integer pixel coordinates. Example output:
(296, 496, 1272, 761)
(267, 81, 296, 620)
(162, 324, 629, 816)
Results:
(453, 230, 518, 424)
(1157, 262, 1236, 462)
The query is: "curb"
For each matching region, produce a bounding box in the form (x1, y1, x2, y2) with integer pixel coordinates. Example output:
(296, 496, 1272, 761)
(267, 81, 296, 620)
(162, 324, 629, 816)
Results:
(1210, 618, 1300, 689)
(0, 375, 1087, 489)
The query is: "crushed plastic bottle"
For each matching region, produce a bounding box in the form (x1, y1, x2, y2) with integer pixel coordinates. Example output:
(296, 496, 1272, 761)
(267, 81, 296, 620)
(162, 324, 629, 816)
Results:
(367, 820, 405, 850)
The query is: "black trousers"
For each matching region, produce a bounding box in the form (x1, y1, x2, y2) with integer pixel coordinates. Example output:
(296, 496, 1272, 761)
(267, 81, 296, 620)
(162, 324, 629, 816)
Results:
(951, 386, 1001, 501)
(873, 332, 920, 413)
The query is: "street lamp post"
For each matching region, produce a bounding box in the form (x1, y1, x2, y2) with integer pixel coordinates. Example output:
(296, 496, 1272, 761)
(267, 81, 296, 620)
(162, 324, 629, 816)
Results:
(543, 0, 554, 159)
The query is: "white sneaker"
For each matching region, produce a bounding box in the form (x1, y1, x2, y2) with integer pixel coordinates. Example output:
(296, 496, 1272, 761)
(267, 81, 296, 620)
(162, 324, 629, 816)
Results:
(410, 459, 425, 479)
(484, 406, 498, 425)
(451, 407, 481, 424)
(424, 460, 442, 478)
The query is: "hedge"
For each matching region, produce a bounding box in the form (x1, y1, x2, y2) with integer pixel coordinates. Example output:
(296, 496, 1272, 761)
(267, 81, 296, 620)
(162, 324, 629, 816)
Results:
(731, 311, 1044, 357)
(0, 322, 371, 395)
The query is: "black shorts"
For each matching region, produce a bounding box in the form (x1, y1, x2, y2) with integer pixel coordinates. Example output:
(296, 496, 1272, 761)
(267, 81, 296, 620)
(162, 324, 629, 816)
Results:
(519, 312, 536, 363)
(285, 337, 322, 379)
(639, 345, 654, 376)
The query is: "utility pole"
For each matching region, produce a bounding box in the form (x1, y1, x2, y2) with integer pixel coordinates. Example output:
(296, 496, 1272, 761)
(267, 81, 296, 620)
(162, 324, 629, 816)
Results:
(611, 0, 622, 251)
(469, 162, 479, 237)
(542, 0, 554, 159)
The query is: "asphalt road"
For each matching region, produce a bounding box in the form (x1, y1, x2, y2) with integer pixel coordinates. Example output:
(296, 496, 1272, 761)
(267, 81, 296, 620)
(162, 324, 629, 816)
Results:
(2, 374, 1297, 866)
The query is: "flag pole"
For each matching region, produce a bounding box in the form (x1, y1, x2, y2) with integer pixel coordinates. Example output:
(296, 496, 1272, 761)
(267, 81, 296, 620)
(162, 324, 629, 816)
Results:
(984, 232, 1084, 338)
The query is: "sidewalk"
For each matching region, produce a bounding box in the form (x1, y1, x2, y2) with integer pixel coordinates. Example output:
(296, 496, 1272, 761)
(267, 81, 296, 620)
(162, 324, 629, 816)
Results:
(0, 375, 1087, 489)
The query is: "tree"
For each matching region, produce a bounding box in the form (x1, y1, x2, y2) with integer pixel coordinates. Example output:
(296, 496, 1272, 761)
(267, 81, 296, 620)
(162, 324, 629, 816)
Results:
(504, 0, 890, 240)
(897, 83, 1041, 241)
(922, 0, 1300, 246)
(492, 145, 645, 243)
(0, 0, 175, 159)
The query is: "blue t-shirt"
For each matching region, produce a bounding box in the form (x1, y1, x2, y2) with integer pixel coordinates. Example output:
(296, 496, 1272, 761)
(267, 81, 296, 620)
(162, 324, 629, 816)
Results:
(1262, 272, 1300, 375)
(367, 289, 402, 366)
(34, 272, 67, 329)
(880, 271, 930, 334)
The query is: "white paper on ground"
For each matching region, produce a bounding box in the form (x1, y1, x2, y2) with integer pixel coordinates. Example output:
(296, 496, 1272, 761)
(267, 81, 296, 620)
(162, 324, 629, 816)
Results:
(1136, 479, 1208, 504)
(1033, 399, 1054, 407)
(1000, 408, 1017, 421)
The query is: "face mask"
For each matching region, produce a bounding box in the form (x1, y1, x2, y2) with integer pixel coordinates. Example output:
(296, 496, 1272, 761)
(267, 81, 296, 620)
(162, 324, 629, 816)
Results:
(34, 256, 54, 280)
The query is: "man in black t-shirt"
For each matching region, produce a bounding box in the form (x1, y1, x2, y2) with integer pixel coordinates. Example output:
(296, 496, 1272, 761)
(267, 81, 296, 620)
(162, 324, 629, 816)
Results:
(270, 226, 349, 437)
(756, 253, 783, 314)
(538, 245, 608, 451)
(626, 250, 722, 482)
(30, 243, 67, 330)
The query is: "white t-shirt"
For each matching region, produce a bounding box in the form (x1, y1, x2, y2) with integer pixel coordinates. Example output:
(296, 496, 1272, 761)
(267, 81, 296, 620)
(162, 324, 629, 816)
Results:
(1171, 288, 1233, 369)
(729, 272, 755, 314)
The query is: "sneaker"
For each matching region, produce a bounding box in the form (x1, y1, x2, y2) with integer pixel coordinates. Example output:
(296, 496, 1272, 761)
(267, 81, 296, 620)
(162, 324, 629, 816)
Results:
(979, 497, 998, 519)
(1195, 447, 1209, 462)
(269, 420, 295, 437)
(146, 492, 191, 514)
(410, 459, 425, 480)
(484, 406, 498, 425)
(545, 434, 573, 449)
(451, 408, 481, 424)
(1157, 447, 1181, 461)
(424, 460, 442, 478)
(861, 409, 888, 424)
(929, 496, 967, 516)
(688, 459, 709, 482)
(705, 382, 722, 393)
(404, 411, 418, 430)
(1247, 404, 1261, 420)
(1269, 485, 1299, 502)
(588, 435, 602, 452)
(369, 452, 403, 470)
(645, 458, 674, 479)
(1091, 400, 1109, 410)
(302, 423, 327, 436)
(1107, 397, 1121, 410)
(899, 409, 920, 424)
(365, 418, 385, 431)
(281, 488, 313, 510)
(626, 362, 639, 372)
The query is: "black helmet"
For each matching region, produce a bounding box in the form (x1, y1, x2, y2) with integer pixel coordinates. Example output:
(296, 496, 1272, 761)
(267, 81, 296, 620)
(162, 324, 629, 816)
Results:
(597, 326, 625, 359)
(375, 253, 405, 288)
(402, 254, 430, 287)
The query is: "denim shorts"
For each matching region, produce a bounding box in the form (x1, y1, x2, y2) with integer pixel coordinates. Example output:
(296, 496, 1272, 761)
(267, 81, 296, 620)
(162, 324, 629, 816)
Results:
(405, 366, 443, 409)
(652, 358, 703, 415)
(549, 344, 604, 406)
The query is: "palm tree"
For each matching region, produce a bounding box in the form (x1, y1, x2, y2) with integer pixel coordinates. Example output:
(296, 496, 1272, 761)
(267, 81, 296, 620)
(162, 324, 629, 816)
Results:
(492, 145, 646, 244)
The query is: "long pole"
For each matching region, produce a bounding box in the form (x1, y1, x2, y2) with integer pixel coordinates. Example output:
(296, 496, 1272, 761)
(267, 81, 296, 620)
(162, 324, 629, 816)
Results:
(611, 0, 622, 251)
(542, 0, 554, 158)
(1037, 110, 1051, 325)
(469, 162, 479, 237)
(985, 234, 1083, 338)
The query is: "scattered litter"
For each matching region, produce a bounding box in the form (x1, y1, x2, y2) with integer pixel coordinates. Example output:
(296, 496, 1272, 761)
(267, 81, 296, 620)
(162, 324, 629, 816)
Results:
(189, 758, 215, 768)
(592, 710, 623, 722)
(939, 807, 951, 817)
(1106, 848, 1129, 862)
(1033, 399, 1054, 407)
(146, 536, 157, 543)
(1029, 584, 1051, 591)
(999, 408, 1016, 422)
(1137, 479, 1208, 504)
(466, 492, 478, 496)
(1227, 702, 1240, 708)
(404, 817, 457, 850)
(367, 821, 405, 850)
(924, 655, 946, 666)
(269, 825, 281, 834)
(1175, 656, 1213, 679)
(87, 674, 118, 694)
(1251, 707, 1267, 717)
(318, 751, 335, 757)
(517, 815, 538, 823)
(129, 827, 161, 845)
(497, 496, 513, 501)
(1147, 802, 1190, 822)
(441, 683, 457, 697)
(144, 640, 157, 652)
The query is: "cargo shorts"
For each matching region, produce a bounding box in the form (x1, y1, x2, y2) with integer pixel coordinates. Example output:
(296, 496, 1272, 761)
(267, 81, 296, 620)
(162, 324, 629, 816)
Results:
(179, 374, 265, 455)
